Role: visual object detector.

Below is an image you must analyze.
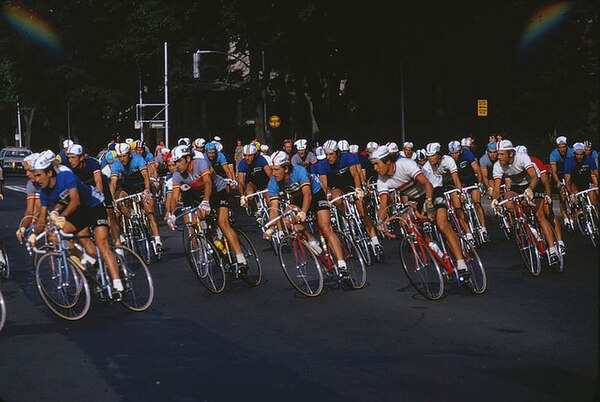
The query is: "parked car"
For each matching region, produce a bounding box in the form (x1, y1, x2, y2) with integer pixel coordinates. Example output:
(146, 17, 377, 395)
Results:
(0, 147, 33, 174)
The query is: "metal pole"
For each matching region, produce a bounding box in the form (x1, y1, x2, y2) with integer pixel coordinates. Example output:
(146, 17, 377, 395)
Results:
(399, 59, 406, 145)
(261, 50, 267, 136)
(139, 66, 144, 142)
(164, 41, 169, 148)
(16, 99, 23, 147)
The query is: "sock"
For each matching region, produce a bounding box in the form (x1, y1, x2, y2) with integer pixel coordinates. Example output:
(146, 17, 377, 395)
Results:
(370, 236, 380, 246)
(481, 227, 487, 233)
(113, 279, 124, 291)
(82, 253, 97, 266)
(308, 238, 322, 254)
(154, 236, 162, 245)
(119, 234, 127, 244)
(236, 253, 247, 265)
(558, 240, 565, 247)
(456, 259, 467, 271)
(466, 232, 474, 240)
(337, 260, 347, 269)
(549, 246, 557, 255)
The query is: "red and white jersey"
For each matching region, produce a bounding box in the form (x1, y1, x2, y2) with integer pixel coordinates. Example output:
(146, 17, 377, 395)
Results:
(376, 158, 426, 200)
(422, 155, 457, 188)
(493, 152, 535, 186)
(530, 156, 549, 176)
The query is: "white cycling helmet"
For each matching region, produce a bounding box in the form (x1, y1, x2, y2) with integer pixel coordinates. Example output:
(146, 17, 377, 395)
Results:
(386, 141, 399, 154)
(498, 140, 514, 151)
(194, 138, 206, 147)
(115, 143, 131, 156)
(370, 145, 391, 161)
(124, 137, 134, 144)
(403, 141, 414, 149)
(515, 145, 528, 154)
(171, 145, 190, 162)
(573, 142, 585, 153)
(271, 150, 290, 166)
(425, 142, 441, 156)
(461, 137, 471, 147)
(415, 149, 427, 161)
(323, 140, 338, 152)
(556, 136, 567, 145)
(213, 135, 222, 142)
(448, 140, 461, 153)
(243, 144, 257, 155)
(160, 147, 170, 155)
(178, 137, 191, 146)
(67, 144, 84, 156)
(294, 139, 308, 151)
(315, 146, 326, 160)
(260, 144, 269, 152)
(23, 152, 40, 168)
(349, 144, 359, 154)
(63, 139, 74, 149)
(366, 141, 379, 151)
(31, 150, 56, 170)
(338, 139, 350, 152)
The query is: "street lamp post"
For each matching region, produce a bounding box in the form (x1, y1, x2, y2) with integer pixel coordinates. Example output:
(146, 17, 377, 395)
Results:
(16, 98, 23, 147)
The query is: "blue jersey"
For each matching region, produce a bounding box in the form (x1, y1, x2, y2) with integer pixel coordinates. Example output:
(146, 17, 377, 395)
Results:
(564, 155, 597, 185)
(455, 149, 477, 184)
(268, 165, 322, 198)
(140, 151, 154, 164)
(549, 147, 574, 177)
(57, 150, 72, 169)
(111, 154, 147, 184)
(71, 158, 101, 185)
(207, 152, 229, 178)
(317, 152, 359, 189)
(40, 170, 104, 209)
(238, 155, 270, 187)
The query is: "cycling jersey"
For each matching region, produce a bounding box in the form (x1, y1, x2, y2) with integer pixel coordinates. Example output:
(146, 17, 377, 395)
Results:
(422, 155, 458, 188)
(111, 154, 147, 185)
(549, 147, 574, 177)
(70, 158, 101, 185)
(56, 150, 72, 168)
(172, 158, 226, 194)
(317, 153, 359, 190)
(40, 170, 104, 209)
(268, 165, 322, 198)
(206, 152, 229, 178)
(165, 172, 173, 194)
(155, 153, 166, 167)
(530, 156, 550, 175)
(492, 152, 535, 187)
(479, 153, 495, 180)
(238, 155, 270, 187)
(359, 153, 377, 182)
(454, 149, 477, 185)
(291, 152, 317, 169)
(376, 158, 426, 200)
(140, 150, 154, 164)
(399, 151, 417, 160)
(564, 155, 597, 188)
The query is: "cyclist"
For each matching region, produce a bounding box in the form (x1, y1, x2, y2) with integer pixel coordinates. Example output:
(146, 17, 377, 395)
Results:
(291, 139, 317, 169)
(264, 151, 349, 271)
(564, 142, 598, 207)
(318, 140, 383, 254)
(30, 152, 124, 292)
(369, 145, 470, 273)
(238, 144, 272, 210)
(549, 136, 574, 228)
(260, 144, 272, 165)
(422, 142, 474, 242)
(110, 142, 163, 252)
(312, 147, 325, 175)
(282, 139, 294, 159)
(56, 139, 74, 168)
(193, 138, 206, 158)
(135, 140, 158, 181)
(448, 140, 488, 240)
(399, 142, 417, 160)
(386, 142, 400, 162)
(167, 145, 248, 269)
(205, 142, 235, 183)
(15, 153, 42, 242)
(155, 147, 170, 175)
(584, 140, 598, 167)
(162, 154, 178, 221)
(479, 142, 499, 195)
(491, 140, 560, 265)
(359, 141, 379, 183)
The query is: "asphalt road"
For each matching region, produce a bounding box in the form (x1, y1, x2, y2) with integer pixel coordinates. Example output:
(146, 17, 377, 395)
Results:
(0, 175, 597, 401)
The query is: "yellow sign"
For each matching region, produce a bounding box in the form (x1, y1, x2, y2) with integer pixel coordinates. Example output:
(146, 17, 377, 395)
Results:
(477, 99, 488, 117)
(268, 115, 281, 128)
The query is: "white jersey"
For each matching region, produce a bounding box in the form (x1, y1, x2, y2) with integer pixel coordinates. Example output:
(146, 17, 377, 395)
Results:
(422, 155, 457, 188)
(193, 150, 205, 159)
(261, 154, 272, 166)
(399, 151, 417, 161)
(376, 158, 426, 200)
(101, 164, 112, 178)
(492, 153, 535, 186)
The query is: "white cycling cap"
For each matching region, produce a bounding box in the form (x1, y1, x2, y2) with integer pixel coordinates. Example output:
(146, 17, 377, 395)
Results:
(124, 138, 134, 144)
(366, 141, 379, 151)
(63, 139, 74, 149)
(573, 142, 585, 153)
(178, 137, 191, 146)
(403, 141, 414, 149)
(23, 152, 40, 166)
(338, 139, 350, 152)
(370, 145, 391, 161)
(260, 144, 269, 152)
(213, 136, 222, 142)
(67, 144, 84, 156)
(315, 146, 326, 160)
(271, 150, 290, 166)
(31, 150, 56, 170)
(448, 140, 461, 153)
(460, 137, 471, 147)
(425, 142, 441, 156)
(323, 140, 338, 152)
(515, 145, 528, 154)
(386, 141, 399, 153)
(497, 140, 514, 151)
(171, 145, 190, 162)
(194, 138, 206, 147)
(294, 139, 308, 151)
(243, 144, 258, 155)
(160, 147, 170, 155)
(556, 136, 567, 145)
(349, 144, 359, 154)
(415, 149, 427, 161)
(115, 143, 131, 156)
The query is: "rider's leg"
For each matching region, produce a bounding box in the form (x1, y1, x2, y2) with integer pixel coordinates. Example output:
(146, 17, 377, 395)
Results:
(106, 207, 122, 246)
(355, 197, 379, 244)
(435, 207, 468, 271)
(143, 197, 162, 245)
(216, 206, 244, 263)
(451, 192, 472, 239)
(316, 209, 345, 266)
(535, 199, 557, 256)
(471, 189, 487, 232)
(93, 225, 122, 290)
(246, 182, 257, 210)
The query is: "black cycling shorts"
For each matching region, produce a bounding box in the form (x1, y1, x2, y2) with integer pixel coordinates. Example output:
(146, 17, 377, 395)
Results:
(101, 175, 114, 208)
(117, 181, 145, 196)
(182, 189, 230, 210)
(432, 186, 449, 209)
(511, 183, 545, 199)
(67, 204, 109, 232)
(290, 188, 330, 213)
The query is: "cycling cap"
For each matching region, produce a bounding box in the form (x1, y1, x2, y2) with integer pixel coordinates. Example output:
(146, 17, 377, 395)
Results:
(315, 146, 326, 160)
(403, 142, 414, 149)
(386, 142, 399, 153)
(213, 136, 222, 142)
(194, 138, 206, 147)
(178, 137, 191, 146)
(448, 141, 461, 153)
(370, 145, 391, 161)
(124, 137, 134, 144)
(486, 142, 498, 151)
(67, 144, 84, 156)
(32, 150, 56, 170)
(171, 145, 190, 162)
(460, 137, 471, 147)
(415, 149, 426, 161)
(108, 142, 117, 151)
(271, 150, 290, 166)
(425, 142, 441, 156)
(23, 152, 40, 167)
(260, 144, 269, 152)
(366, 141, 379, 151)
(497, 140, 514, 151)
(514, 145, 528, 154)
(115, 143, 131, 155)
(135, 140, 145, 149)
(243, 144, 257, 155)
(215, 142, 223, 152)
(323, 140, 338, 152)
(349, 144, 359, 154)
(556, 136, 567, 145)
(205, 142, 217, 152)
(105, 151, 116, 163)
(583, 140, 592, 148)
(338, 140, 350, 152)
(573, 142, 585, 153)
(294, 139, 308, 151)
(63, 139, 74, 149)
(160, 147, 170, 155)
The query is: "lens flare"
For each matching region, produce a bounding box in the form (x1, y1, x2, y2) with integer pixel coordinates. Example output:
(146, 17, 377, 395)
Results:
(3, 3, 63, 56)
(518, 2, 571, 56)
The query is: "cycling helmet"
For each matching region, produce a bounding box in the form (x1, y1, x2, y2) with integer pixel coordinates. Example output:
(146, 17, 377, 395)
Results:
(178, 137, 191, 146)
(243, 144, 257, 155)
(23, 152, 40, 167)
(555, 136, 567, 145)
(31, 150, 56, 170)
(497, 140, 514, 151)
(115, 143, 131, 156)
(338, 140, 350, 152)
(205, 142, 217, 152)
(515, 145, 528, 154)
(315, 147, 326, 160)
(67, 144, 84, 156)
(366, 141, 379, 151)
(63, 139, 74, 149)
(323, 140, 338, 152)
(124, 137, 134, 144)
(425, 142, 441, 156)
(403, 141, 414, 149)
(271, 150, 290, 166)
(583, 140, 592, 149)
(215, 142, 223, 152)
(260, 144, 269, 152)
(349, 144, 359, 154)
(415, 149, 427, 161)
(386, 142, 399, 154)
(573, 142, 585, 153)
(486, 142, 498, 151)
(448, 140, 461, 153)
(160, 147, 170, 155)
(460, 137, 471, 147)
(135, 140, 145, 149)
(194, 138, 206, 147)
(105, 151, 116, 163)
(213, 135, 222, 142)
(171, 145, 190, 162)
(370, 145, 390, 161)
(294, 139, 308, 151)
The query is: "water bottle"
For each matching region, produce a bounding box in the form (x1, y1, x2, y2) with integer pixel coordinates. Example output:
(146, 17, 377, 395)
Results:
(428, 241, 444, 259)
(213, 239, 227, 255)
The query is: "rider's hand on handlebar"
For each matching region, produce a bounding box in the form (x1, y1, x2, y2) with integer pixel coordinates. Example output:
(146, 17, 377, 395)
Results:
(354, 187, 365, 200)
(422, 199, 435, 217)
(16, 227, 25, 243)
(199, 200, 211, 217)
(491, 198, 499, 209)
(49, 210, 66, 229)
(296, 211, 307, 223)
(240, 195, 248, 208)
(544, 194, 552, 205)
(167, 213, 177, 230)
(524, 188, 534, 200)
(27, 233, 37, 246)
(263, 227, 274, 240)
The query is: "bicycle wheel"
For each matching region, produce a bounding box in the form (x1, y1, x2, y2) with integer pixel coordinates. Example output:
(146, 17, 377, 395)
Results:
(132, 221, 152, 264)
(348, 217, 373, 267)
(35, 253, 90, 320)
(459, 236, 487, 294)
(114, 246, 154, 311)
(278, 234, 323, 297)
(399, 236, 444, 300)
(0, 287, 5, 332)
(336, 231, 367, 289)
(237, 230, 263, 287)
(514, 222, 541, 276)
(585, 206, 599, 247)
(189, 235, 227, 293)
(0, 243, 10, 280)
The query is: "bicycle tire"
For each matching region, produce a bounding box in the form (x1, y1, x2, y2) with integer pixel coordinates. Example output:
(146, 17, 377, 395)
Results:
(459, 236, 487, 294)
(336, 231, 367, 289)
(514, 221, 541, 276)
(114, 246, 154, 311)
(586, 206, 599, 247)
(278, 234, 323, 297)
(0, 287, 5, 332)
(237, 230, 263, 287)
(0, 243, 10, 280)
(399, 236, 444, 300)
(35, 253, 90, 320)
(190, 235, 227, 294)
(260, 209, 279, 255)
(132, 220, 152, 264)
(348, 216, 373, 267)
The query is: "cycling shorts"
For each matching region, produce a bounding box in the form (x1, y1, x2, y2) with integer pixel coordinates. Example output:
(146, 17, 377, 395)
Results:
(290, 188, 330, 213)
(511, 182, 545, 200)
(182, 189, 230, 210)
(68, 204, 109, 232)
